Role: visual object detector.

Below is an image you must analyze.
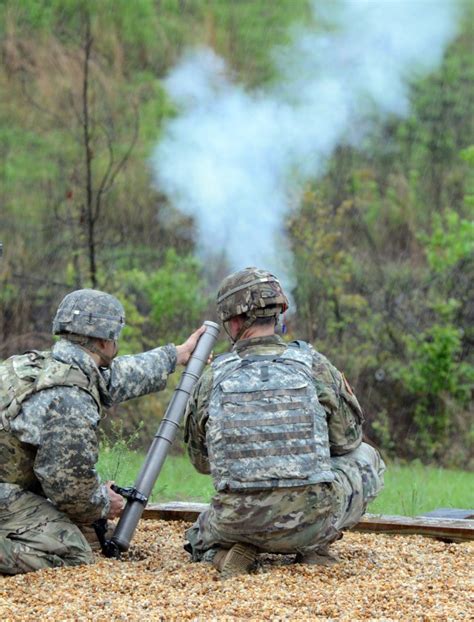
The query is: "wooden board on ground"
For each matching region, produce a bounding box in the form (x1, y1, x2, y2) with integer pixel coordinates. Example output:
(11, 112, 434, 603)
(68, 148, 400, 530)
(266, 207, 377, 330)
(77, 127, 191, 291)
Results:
(143, 501, 474, 542)
(143, 501, 207, 523)
(353, 513, 473, 542)
(421, 507, 474, 520)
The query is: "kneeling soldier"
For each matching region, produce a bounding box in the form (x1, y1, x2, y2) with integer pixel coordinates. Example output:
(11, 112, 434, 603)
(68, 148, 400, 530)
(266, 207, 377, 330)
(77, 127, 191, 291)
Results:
(0, 288, 203, 574)
(184, 268, 385, 577)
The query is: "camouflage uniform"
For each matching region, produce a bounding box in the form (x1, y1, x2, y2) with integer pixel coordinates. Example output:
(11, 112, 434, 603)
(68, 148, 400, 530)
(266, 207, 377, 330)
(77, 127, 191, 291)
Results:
(0, 331, 177, 574)
(184, 334, 385, 560)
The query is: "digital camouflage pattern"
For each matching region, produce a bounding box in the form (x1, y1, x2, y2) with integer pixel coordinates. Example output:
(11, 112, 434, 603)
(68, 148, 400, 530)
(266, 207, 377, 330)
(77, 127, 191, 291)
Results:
(185, 334, 364, 472)
(0, 338, 177, 574)
(205, 342, 334, 492)
(0, 349, 100, 492)
(216, 267, 289, 322)
(52, 288, 126, 340)
(0, 349, 100, 431)
(184, 334, 384, 560)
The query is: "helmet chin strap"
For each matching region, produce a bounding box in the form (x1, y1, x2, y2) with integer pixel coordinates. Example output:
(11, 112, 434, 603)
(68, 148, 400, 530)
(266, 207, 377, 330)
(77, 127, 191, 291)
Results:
(234, 315, 257, 342)
(92, 346, 115, 368)
(62, 334, 115, 367)
(223, 321, 234, 342)
(225, 306, 282, 344)
(224, 317, 255, 344)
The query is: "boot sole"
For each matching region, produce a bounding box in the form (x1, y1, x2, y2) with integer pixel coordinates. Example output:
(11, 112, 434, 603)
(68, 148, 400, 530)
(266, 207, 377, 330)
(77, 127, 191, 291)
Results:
(220, 543, 258, 579)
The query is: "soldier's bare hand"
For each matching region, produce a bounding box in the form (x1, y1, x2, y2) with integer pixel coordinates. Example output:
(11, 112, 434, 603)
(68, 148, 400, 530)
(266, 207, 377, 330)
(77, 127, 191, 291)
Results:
(176, 325, 206, 366)
(106, 481, 125, 519)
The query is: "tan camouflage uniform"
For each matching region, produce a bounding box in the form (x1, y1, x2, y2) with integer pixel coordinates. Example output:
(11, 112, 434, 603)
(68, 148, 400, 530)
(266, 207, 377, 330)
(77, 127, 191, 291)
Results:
(0, 338, 177, 574)
(184, 334, 385, 561)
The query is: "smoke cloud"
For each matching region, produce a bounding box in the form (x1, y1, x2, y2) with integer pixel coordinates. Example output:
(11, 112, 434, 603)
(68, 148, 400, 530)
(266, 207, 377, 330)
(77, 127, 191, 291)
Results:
(152, 0, 461, 279)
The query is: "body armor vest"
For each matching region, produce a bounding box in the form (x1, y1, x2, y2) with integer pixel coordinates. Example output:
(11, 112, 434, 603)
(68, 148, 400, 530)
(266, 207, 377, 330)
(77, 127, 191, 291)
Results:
(207, 342, 334, 492)
(0, 350, 101, 489)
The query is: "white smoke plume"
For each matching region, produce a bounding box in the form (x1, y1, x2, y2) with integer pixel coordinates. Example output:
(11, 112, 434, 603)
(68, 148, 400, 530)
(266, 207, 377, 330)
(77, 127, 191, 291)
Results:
(152, 0, 461, 280)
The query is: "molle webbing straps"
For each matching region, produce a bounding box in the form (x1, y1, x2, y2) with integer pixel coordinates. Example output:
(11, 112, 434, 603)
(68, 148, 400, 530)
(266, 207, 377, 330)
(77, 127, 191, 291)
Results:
(0, 350, 101, 433)
(207, 343, 335, 491)
(223, 414, 312, 428)
(226, 445, 315, 460)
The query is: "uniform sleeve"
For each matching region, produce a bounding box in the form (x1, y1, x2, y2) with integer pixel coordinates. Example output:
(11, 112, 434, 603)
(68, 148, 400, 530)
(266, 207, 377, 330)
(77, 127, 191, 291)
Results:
(183, 367, 214, 474)
(102, 344, 177, 404)
(33, 387, 110, 523)
(310, 348, 364, 455)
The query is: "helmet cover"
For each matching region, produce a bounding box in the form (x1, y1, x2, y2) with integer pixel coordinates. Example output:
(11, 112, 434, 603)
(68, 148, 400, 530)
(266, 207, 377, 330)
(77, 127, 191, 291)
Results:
(52, 289, 125, 340)
(216, 267, 289, 322)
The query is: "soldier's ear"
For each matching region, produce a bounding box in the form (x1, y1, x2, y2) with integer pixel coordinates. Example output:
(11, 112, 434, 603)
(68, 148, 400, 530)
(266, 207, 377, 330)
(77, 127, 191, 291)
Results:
(229, 317, 244, 332)
(227, 317, 239, 339)
(95, 338, 108, 351)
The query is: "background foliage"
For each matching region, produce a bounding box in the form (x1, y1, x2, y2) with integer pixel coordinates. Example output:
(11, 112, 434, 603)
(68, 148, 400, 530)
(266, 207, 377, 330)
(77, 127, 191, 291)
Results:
(0, 0, 472, 467)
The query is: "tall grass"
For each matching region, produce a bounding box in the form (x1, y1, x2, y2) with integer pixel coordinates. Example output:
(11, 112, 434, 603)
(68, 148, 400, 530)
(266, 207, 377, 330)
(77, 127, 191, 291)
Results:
(98, 448, 473, 516)
(367, 461, 473, 515)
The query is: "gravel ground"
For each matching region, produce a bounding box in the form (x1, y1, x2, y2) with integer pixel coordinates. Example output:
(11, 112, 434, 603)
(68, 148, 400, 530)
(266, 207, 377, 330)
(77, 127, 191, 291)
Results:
(0, 519, 472, 621)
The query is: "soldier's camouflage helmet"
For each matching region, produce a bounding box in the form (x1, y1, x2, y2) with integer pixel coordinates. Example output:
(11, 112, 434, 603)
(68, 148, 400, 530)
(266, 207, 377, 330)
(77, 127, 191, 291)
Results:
(216, 267, 289, 322)
(52, 289, 125, 340)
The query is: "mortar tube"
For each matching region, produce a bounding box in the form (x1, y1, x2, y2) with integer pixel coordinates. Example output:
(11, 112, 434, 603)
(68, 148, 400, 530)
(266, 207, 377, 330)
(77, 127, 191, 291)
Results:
(108, 320, 220, 554)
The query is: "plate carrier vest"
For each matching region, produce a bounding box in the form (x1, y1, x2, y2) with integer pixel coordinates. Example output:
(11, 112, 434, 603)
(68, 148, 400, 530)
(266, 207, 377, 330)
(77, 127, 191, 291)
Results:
(207, 341, 334, 492)
(0, 350, 101, 489)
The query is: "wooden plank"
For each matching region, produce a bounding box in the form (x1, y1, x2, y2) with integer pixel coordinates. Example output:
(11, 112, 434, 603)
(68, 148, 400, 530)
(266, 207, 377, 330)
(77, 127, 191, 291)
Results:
(421, 508, 474, 520)
(354, 514, 474, 542)
(142, 502, 474, 543)
(143, 502, 207, 523)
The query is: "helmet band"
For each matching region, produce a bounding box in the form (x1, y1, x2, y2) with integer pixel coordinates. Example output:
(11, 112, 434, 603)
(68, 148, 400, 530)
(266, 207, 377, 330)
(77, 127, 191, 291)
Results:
(216, 276, 279, 304)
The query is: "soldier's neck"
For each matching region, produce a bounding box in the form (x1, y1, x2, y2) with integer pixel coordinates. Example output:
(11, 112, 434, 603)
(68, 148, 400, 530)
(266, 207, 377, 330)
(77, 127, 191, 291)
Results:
(239, 325, 276, 340)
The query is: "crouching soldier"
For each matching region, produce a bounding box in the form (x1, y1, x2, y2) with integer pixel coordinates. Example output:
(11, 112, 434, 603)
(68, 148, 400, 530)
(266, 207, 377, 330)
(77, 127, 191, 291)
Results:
(0, 288, 203, 574)
(184, 268, 385, 578)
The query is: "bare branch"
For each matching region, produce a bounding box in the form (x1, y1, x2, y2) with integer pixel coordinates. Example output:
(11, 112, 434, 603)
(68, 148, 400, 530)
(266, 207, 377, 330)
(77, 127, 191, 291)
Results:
(98, 101, 140, 200)
(92, 121, 117, 223)
(81, 13, 97, 287)
(66, 87, 83, 127)
(18, 71, 67, 130)
(11, 272, 70, 289)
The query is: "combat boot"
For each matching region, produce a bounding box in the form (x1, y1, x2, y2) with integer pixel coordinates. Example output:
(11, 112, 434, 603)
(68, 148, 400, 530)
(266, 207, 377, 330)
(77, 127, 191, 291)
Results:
(212, 543, 259, 578)
(295, 545, 340, 567)
(212, 548, 228, 571)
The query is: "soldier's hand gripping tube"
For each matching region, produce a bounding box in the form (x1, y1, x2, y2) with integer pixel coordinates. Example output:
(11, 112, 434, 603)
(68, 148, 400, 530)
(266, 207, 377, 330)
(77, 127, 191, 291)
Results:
(101, 320, 220, 559)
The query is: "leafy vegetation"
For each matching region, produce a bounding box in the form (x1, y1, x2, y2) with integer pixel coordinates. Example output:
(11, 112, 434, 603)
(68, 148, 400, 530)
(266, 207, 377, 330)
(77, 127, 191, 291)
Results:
(1, 0, 472, 466)
(97, 449, 474, 516)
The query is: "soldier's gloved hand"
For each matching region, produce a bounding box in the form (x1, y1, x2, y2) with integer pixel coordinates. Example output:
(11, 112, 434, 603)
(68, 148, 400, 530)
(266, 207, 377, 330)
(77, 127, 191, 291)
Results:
(176, 325, 207, 366)
(105, 480, 125, 519)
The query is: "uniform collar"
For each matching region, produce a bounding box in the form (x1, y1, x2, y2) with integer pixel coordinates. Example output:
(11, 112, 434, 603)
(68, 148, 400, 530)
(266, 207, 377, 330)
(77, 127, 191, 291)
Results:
(233, 334, 286, 355)
(52, 339, 112, 407)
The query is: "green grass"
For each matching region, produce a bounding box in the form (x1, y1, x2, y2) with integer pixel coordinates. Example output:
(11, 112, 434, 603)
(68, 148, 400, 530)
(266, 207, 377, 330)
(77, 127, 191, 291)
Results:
(98, 447, 215, 502)
(367, 461, 473, 516)
(97, 449, 474, 516)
